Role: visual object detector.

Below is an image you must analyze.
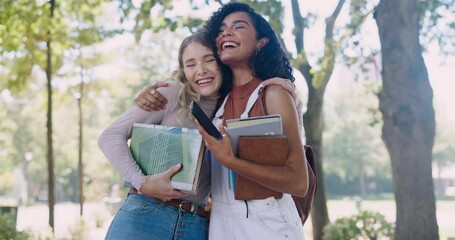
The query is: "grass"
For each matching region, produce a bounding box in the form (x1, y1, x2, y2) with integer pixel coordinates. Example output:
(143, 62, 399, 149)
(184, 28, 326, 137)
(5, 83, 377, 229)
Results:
(303, 199, 455, 240)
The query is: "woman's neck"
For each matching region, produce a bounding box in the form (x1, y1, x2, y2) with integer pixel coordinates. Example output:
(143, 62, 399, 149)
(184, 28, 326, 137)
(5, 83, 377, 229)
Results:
(231, 67, 255, 87)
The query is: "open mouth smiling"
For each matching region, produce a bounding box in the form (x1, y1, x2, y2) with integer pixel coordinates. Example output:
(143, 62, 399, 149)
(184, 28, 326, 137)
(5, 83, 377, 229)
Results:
(196, 77, 214, 85)
(221, 41, 239, 49)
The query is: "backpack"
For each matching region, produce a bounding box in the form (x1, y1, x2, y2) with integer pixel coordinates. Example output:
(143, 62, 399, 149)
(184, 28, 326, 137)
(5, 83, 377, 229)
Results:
(293, 145, 317, 224)
(258, 85, 317, 224)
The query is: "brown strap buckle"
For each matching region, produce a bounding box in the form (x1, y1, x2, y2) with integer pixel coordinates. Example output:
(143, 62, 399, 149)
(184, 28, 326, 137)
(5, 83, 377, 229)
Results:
(178, 201, 195, 213)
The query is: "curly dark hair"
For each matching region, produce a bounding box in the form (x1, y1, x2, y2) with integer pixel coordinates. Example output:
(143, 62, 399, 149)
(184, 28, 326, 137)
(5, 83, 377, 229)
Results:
(203, 2, 294, 82)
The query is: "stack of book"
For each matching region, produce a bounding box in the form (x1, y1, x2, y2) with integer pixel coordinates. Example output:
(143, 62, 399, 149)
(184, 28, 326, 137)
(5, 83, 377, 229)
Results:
(225, 114, 289, 200)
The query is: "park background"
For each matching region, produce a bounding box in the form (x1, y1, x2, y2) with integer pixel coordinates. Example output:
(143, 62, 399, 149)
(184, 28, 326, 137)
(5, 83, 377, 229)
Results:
(1, 0, 454, 239)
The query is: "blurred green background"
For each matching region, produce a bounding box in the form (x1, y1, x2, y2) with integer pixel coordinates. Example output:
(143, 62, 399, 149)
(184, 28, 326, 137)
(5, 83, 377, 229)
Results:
(1, 0, 454, 239)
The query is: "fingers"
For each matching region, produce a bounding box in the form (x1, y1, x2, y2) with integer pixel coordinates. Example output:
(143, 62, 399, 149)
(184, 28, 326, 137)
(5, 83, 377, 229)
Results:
(143, 87, 167, 110)
(165, 163, 182, 177)
(143, 97, 165, 111)
(263, 78, 303, 119)
(220, 125, 229, 140)
(149, 89, 168, 105)
(263, 77, 292, 87)
(262, 77, 290, 86)
(140, 167, 189, 201)
(296, 97, 303, 113)
(150, 189, 188, 201)
(263, 77, 297, 100)
(135, 82, 170, 111)
(262, 77, 281, 86)
(280, 81, 297, 100)
(159, 190, 189, 201)
(154, 81, 169, 88)
(135, 96, 153, 112)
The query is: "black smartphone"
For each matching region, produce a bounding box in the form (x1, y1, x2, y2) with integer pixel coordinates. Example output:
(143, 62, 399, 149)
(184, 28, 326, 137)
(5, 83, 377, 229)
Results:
(191, 101, 222, 139)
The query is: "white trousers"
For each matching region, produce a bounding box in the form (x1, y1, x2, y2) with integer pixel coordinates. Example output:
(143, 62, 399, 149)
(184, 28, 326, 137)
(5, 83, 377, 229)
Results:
(208, 194, 305, 240)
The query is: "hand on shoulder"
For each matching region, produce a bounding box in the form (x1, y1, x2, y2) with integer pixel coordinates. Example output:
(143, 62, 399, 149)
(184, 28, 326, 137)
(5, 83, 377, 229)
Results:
(135, 81, 170, 112)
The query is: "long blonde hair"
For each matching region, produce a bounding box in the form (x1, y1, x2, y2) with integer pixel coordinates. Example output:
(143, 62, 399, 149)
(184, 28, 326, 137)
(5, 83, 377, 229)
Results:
(174, 31, 232, 124)
(174, 32, 212, 124)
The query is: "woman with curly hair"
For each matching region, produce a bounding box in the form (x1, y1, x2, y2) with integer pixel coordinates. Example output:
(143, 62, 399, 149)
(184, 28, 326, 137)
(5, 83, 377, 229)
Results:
(196, 3, 309, 239)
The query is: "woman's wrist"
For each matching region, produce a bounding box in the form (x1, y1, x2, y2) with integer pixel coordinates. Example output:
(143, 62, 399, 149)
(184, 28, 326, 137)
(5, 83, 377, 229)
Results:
(136, 175, 148, 193)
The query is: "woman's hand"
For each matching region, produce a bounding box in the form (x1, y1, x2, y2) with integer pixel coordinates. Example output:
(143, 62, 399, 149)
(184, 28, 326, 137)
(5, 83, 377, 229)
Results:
(139, 163, 189, 201)
(262, 77, 303, 114)
(195, 121, 236, 169)
(135, 81, 169, 111)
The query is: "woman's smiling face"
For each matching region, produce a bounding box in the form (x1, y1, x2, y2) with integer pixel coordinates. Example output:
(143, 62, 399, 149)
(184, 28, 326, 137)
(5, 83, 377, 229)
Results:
(215, 12, 263, 67)
(182, 42, 222, 98)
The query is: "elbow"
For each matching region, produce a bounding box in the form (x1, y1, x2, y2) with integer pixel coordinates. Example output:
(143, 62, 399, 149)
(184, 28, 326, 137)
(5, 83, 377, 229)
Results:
(293, 181, 308, 198)
(289, 174, 308, 197)
(286, 166, 309, 197)
(97, 131, 107, 151)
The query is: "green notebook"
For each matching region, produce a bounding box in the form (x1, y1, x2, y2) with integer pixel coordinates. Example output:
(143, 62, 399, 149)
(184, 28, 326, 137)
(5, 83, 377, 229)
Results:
(130, 123, 205, 194)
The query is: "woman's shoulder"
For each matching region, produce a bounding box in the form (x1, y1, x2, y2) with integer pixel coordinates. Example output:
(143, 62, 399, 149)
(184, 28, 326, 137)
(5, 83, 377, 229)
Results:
(262, 84, 294, 113)
(263, 84, 290, 98)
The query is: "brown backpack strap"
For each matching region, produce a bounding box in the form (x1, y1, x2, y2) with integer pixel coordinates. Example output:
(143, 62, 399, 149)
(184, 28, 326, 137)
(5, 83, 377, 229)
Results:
(257, 86, 270, 115)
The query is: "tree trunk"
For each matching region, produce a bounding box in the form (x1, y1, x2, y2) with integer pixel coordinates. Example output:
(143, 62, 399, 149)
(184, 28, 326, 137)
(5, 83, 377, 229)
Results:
(375, 0, 439, 239)
(303, 89, 330, 240)
(46, 37, 55, 231)
(46, 0, 56, 231)
(291, 0, 345, 238)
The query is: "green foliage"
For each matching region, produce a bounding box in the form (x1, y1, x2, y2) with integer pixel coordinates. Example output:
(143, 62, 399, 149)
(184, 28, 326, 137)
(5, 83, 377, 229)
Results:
(0, 213, 33, 240)
(418, 0, 455, 53)
(0, 0, 46, 91)
(68, 219, 89, 240)
(117, 0, 204, 41)
(322, 210, 395, 240)
(418, 0, 455, 55)
(0, 172, 14, 195)
(323, 78, 391, 196)
(0, 0, 111, 93)
(240, 0, 285, 35)
(117, 0, 286, 41)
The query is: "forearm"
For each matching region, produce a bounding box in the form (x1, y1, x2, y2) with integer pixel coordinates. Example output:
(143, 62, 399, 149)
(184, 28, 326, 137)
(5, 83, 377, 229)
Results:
(98, 128, 146, 189)
(97, 106, 164, 189)
(224, 149, 308, 197)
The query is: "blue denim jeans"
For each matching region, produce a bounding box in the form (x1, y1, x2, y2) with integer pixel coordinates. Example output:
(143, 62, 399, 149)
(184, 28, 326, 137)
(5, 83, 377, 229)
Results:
(105, 193, 207, 240)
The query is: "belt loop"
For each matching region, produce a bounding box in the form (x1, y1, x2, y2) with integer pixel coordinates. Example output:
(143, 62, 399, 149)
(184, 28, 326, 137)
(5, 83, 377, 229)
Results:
(159, 200, 167, 209)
